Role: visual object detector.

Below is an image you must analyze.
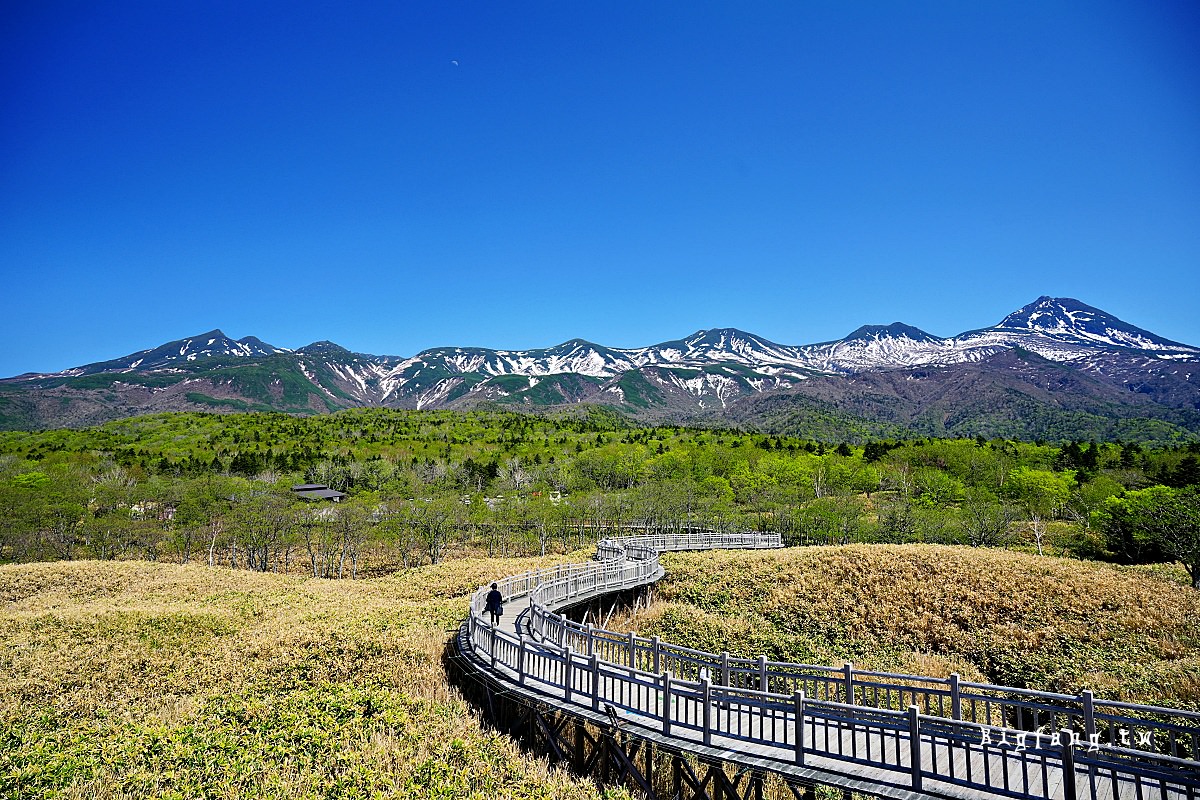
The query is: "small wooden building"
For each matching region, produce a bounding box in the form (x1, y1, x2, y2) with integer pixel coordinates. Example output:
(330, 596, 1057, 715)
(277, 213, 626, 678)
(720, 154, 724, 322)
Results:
(291, 483, 346, 503)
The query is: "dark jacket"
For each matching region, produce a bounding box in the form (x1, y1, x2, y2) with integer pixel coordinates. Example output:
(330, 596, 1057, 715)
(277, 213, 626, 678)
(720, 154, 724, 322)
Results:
(484, 589, 503, 614)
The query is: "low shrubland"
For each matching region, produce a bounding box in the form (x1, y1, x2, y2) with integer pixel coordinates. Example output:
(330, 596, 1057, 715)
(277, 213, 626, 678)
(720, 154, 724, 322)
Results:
(610, 545, 1200, 709)
(3, 540, 1197, 799)
(0, 556, 628, 800)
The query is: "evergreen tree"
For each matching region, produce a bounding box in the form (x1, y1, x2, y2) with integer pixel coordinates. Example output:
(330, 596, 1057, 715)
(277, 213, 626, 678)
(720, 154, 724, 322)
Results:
(1169, 455, 1200, 488)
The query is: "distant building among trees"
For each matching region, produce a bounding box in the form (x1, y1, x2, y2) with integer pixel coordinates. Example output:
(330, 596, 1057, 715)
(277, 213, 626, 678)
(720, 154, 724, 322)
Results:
(291, 484, 346, 503)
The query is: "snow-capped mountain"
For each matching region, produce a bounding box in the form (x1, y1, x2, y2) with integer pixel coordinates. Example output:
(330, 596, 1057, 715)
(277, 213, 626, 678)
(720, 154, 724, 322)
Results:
(787, 297, 1199, 375)
(2, 297, 1197, 435)
(35, 329, 290, 378)
(635, 329, 804, 369)
(992, 296, 1192, 351)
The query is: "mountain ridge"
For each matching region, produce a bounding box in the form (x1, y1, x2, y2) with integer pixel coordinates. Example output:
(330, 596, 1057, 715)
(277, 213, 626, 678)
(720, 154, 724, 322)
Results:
(2, 297, 1198, 441)
(11, 296, 1198, 383)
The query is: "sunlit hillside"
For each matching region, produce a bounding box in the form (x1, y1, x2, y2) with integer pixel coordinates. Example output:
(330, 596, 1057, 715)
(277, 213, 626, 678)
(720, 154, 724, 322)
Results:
(4, 544, 1198, 798)
(0, 556, 628, 800)
(612, 545, 1200, 709)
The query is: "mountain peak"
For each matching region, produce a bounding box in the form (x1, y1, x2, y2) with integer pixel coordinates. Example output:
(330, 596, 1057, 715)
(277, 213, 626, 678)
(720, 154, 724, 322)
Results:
(297, 341, 352, 356)
(999, 296, 1093, 328)
(237, 335, 280, 350)
(843, 322, 940, 343)
(548, 338, 602, 351)
(683, 328, 762, 347)
(996, 297, 1190, 351)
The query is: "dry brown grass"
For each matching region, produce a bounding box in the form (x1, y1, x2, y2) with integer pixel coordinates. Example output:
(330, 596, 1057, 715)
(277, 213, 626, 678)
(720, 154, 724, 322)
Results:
(611, 545, 1200, 707)
(0, 556, 628, 799)
(6, 543, 1196, 798)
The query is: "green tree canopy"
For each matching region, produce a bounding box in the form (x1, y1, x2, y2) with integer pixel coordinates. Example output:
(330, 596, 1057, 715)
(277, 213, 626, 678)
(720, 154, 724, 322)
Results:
(1099, 486, 1200, 587)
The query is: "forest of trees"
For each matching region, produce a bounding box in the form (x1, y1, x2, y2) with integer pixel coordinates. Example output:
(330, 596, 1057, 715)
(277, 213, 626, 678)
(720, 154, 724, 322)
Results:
(1, 408, 1197, 585)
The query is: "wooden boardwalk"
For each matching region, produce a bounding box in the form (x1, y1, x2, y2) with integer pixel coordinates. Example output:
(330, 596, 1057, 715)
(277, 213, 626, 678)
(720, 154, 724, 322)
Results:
(455, 533, 1200, 800)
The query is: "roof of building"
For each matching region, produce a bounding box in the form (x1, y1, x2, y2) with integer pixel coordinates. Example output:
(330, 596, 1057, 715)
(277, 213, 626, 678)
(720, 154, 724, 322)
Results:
(293, 488, 347, 502)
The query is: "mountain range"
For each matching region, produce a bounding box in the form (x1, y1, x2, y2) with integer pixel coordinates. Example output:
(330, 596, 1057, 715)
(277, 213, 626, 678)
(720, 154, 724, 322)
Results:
(3, 297, 1198, 442)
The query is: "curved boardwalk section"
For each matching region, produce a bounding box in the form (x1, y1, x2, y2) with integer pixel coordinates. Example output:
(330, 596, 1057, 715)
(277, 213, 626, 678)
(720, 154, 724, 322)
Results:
(453, 533, 1200, 800)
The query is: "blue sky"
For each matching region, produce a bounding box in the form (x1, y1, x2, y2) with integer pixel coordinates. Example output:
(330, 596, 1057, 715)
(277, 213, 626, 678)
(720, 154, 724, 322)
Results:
(2, 1, 1198, 376)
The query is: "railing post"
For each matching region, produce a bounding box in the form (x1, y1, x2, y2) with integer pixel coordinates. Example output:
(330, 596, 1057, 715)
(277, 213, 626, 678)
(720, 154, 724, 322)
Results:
(908, 705, 922, 791)
(1059, 728, 1077, 800)
(517, 639, 526, 685)
(591, 653, 601, 712)
(794, 691, 806, 765)
(564, 645, 573, 703)
(628, 630, 637, 669)
(702, 676, 713, 747)
(489, 624, 497, 669)
(758, 654, 768, 692)
(950, 672, 961, 720)
(585, 623, 594, 656)
(1081, 690, 1095, 739)
(721, 651, 731, 687)
(843, 662, 855, 704)
(652, 635, 661, 674)
(662, 671, 672, 736)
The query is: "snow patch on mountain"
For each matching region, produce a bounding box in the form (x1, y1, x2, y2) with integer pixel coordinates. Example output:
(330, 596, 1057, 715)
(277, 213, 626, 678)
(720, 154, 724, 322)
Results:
(994, 296, 1198, 353)
(415, 379, 462, 410)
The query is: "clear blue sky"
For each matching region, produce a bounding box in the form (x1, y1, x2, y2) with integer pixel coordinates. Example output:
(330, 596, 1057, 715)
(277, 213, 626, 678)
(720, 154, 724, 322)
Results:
(2, 1, 1198, 376)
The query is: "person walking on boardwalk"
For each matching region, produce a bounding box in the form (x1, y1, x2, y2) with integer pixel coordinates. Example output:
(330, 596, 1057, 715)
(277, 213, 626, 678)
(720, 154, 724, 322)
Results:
(484, 582, 503, 625)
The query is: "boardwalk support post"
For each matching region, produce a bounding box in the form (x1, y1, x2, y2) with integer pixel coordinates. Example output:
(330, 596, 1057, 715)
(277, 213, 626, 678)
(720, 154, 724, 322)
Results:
(794, 691, 806, 766)
(662, 671, 672, 736)
(702, 676, 713, 747)
(563, 646, 573, 703)
(908, 705, 922, 791)
(591, 653, 601, 712)
(1060, 728, 1077, 800)
(950, 672, 961, 720)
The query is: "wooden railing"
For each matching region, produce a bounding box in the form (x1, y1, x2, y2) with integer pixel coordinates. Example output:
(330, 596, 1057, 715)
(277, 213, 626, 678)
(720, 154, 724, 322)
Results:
(461, 533, 1200, 800)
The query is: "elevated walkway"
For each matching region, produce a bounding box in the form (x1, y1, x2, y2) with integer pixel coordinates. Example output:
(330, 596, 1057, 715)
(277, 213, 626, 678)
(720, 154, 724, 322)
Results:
(453, 533, 1200, 800)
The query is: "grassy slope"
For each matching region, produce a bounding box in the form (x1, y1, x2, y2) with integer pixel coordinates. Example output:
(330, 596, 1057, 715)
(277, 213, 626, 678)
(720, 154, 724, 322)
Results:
(620, 546, 1200, 708)
(0, 557, 626, 800)
(4, 546, 1198, 798)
